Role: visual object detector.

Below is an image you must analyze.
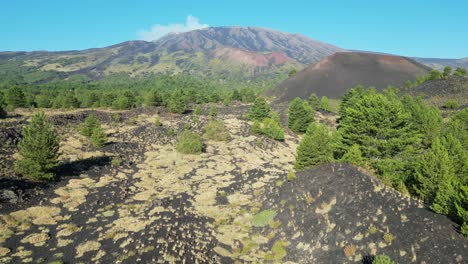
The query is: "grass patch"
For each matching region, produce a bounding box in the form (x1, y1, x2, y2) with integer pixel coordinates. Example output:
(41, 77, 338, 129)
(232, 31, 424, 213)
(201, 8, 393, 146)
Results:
(252, 210, 277, 227)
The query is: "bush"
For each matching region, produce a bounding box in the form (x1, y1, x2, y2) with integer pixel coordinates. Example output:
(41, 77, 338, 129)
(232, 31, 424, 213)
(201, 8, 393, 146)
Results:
(287, 171, 297, 181)
(320, 96, 331, 112)
(154, 116, 162, 127)
(112, 113, 121, 123)
(252, 115, 285, 141)
(444, 100, 460, 109)
(203, 120, 230, 141)
(176, 130, 203, 154)
(209, 105, 218, 118)
(111, 156, 122, 167)
(372, 254, 394, 264)
(194, 105, 203, 115)
(168, 93, 187, 114)
(14, 112, 60, 181)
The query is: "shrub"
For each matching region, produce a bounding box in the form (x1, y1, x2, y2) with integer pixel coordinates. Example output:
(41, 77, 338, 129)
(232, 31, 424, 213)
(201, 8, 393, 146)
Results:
(209, 105, 218, 118)
(176, 130, 203, 154)
(383, 232, 395, 243)
(252, 117, 285, 141)
(111, 156, 122, 167)
(112, 113, 121, 123)
(194, 105, 203, 115)
(308, 93, 320, 110)
(444, 100, 459, 109)
(372, 254, 394, 264)
(154, 116, 161, 127)
(14, 112, 60, 181)
(287, 171, 297, 181)
(367, 224, 378, 234)
(167, 129, 175, 137)
(203, 120, 230, 141)
(167, 93, 187, 114)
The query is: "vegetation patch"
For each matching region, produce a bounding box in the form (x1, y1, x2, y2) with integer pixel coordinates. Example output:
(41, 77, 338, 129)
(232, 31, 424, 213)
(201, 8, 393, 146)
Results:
(252, 210, 277, 227)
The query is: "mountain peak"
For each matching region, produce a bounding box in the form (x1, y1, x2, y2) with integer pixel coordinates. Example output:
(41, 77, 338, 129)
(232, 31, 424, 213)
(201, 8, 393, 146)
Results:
(154, 26, 344, 64)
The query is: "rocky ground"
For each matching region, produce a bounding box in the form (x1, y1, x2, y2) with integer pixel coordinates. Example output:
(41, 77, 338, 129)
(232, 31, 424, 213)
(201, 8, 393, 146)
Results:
(0, 105, 467, 263)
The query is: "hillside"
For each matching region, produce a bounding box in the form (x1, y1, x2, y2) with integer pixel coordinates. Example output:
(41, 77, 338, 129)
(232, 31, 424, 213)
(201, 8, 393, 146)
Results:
(274, 52, 431, 102)
(407, 75, 468, 109)
(1, 107, 466, 263)
(413, 57, 468, 70)
(0, 27, 344, 84)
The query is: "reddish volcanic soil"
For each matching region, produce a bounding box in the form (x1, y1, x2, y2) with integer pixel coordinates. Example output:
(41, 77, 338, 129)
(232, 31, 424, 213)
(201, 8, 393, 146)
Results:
(212, 48, 291, 67)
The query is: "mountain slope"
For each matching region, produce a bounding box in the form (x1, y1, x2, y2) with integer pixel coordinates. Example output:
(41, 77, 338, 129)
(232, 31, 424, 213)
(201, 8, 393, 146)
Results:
(412, 57, 468, 70)
(274, 52, 431, 102)
(0, 27, 344, 83)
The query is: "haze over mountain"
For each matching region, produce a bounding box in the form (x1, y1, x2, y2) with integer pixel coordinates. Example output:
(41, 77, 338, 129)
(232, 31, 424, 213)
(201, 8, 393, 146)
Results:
(274, 52, 430, 101)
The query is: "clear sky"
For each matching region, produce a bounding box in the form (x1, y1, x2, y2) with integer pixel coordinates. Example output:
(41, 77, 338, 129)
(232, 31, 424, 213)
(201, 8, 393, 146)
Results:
(1, 0, 467, 58)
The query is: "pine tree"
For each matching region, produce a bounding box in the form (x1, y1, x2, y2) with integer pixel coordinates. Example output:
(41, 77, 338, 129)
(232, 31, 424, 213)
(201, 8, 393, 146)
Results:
(401, 95, 442, 147)
(308, 93, 320, 110)
(340, 144, 366, 167)
(288, 97, 314, 133)
(337, 91, 418, 160)
(146, 89, 163, 107)
(445, 109, 468, 150)
(248, 97, 270, 121)
(295, 123, 335, 169)
(454, 185, 468, 236)
(167, 91, 187, 114)
(14, 112, 60, 181)
(90, 126, 107, 148)
(320, 96, 331, 112)
(6, 86, 27, 109)
(443, 66, 452, 79)
(0, 91, 6, 118)
(0, 104, 6, 118)
(412, 138, 455, 204)
(80, 114, 100, 137)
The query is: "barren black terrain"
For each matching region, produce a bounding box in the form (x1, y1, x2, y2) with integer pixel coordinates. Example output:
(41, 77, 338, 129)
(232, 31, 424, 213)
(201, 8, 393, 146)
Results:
(274, 52, 430, 102)
(1, 106, 466, 263)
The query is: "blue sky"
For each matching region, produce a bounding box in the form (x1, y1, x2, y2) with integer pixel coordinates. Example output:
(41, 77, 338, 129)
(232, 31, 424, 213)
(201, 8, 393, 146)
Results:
(1, 0, 467, 58)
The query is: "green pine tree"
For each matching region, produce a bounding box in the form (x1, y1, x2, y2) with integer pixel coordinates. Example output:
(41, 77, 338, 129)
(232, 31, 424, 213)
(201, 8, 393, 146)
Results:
(146, 89, 163, 106)
(320, 96, 331, 112)
(340, 144, 366, 167)
(248, 97, 270, 121)
(308, 93, 320, 110)
(412, 138, 455, 204)
(168, 91, 187, 114)
(288, 97, 314, 133)
(454, 185, 468, 236)
(90, 126, 107, 148)
(295, 123, 335, 170)
(14, 112, 60, 181)
(80, 114, 100, 137)
(6, 86, 27, 109)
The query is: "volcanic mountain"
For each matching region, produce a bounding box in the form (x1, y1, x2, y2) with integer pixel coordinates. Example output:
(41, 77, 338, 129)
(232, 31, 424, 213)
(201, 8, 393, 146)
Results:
(274, 52, 431, 102)
(0, 27, 344, 83)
